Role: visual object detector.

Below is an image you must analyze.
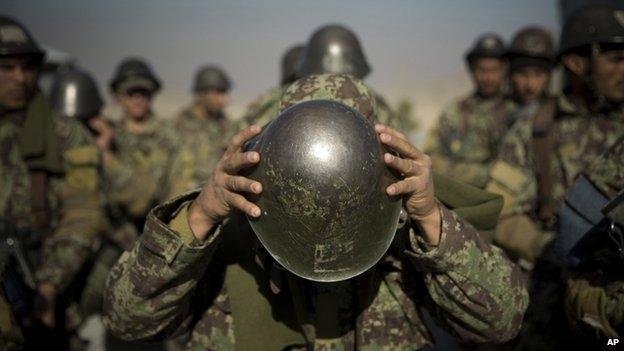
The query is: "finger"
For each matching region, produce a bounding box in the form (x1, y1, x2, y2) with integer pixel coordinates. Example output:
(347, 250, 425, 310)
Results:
(386, 178, 419, 196)
(383, 153, 421, 176)
(379, 132, 423, 160)
(222, 151, 260, 173)
(225, 175, 262, 194)
(227, 125, 262, 154)
(375, 124, 408, 142)
(224, 191, 261, 217)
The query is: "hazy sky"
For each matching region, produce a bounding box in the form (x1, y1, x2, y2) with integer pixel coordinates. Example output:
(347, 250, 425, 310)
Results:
(3, 0, 560, 131)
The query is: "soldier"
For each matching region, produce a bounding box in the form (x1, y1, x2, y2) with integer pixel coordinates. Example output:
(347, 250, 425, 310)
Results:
(504, 27, 556, 126)
(483, 4, 624, 350)
(425, 33, 516, 188)
(89, 57, 179, 232)
(103, 74, 528, 350)
(174, 65, 235, 191)
(0, 17, 104, 349)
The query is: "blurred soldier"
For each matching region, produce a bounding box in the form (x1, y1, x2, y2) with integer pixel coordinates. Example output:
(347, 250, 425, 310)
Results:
(0, 16, 104, 350)
(425, 33, 516, 188)
(242, 44, 304, 127)
(244, 24, 406, 130)
(504, 27, 557, 126)
(88, 57, 179, 233)
(104, 73, 527, 350)
(174, 65, 234, 191)
(484, 5, 624, 350)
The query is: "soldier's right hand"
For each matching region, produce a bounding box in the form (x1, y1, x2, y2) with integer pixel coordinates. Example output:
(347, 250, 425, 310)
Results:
(188, 125, 263, 241)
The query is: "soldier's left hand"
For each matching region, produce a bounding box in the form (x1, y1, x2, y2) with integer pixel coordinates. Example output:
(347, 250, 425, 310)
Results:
(375, 124, 441, 245)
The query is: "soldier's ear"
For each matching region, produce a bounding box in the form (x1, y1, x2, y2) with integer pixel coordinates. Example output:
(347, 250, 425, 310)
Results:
(562, 53, 588, 77)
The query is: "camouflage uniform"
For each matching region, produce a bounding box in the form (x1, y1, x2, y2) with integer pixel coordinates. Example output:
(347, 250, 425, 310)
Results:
(425, 94, 517, 188)
(0, 92, 104, 347)
(173, 107, 237, 192)
(104, 114, 180, 228)
(486, 95, 624, 260)
(104, 74, 528, 350)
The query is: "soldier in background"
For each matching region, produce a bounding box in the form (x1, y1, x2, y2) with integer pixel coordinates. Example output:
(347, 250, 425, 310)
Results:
(88, 57, 179, 233)
(0, 16, 104, 350)
(484, 4, 624, 349)
(173, 66, 235, 192)
(504, 27, 556, 127)
(425, 33, 516, 188)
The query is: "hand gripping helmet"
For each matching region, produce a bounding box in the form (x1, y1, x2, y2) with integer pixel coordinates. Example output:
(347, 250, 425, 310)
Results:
(244, 74, 401, 282)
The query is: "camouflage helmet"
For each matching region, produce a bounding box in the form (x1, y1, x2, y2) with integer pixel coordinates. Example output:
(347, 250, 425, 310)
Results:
(109, 57, 161, 93)
(0, 16, 45, 62)
(558, 4, 624, 57)
(465, 33, 506, 64)
(245, 74, 400, 282)
(506, 27, 556, 71)
(193, 65, 231, 92)
(50, 68, 103, 122)
(297, 24, 371, 79)
(280, 44, 305, 85)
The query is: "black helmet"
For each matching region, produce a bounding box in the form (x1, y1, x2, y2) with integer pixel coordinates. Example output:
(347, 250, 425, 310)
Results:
(50, 68, 103, 122)
(109, 57, 161, 93)
(193, 65, 231, 92)
(465, 33, 506, 64)
(280, 44, 305, 85)
(298, 24, 371, 79)
(506, 27, 556, 71)
(558, 4, 624, 57)
(0, 16, 45, 62)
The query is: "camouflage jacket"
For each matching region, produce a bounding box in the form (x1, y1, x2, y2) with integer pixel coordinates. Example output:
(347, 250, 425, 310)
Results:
(485, 94, 624, 262)
(104, 191, 528, 350)
(172, 106, 237, 193)
(0, 93, 103, 292)
(104, 115, 179, 227)
(425, 93, 517, 188)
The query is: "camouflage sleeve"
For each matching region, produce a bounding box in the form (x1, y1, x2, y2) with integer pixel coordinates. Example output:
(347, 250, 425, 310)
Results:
(405, 203, 529, 343)
(36, 118, 105, 292)
(104, 191, 221, 342)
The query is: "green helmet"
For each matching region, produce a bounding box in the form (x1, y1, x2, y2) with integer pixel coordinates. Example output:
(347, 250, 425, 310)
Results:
(50, 68, 103, 122)
(297, 24, 371, 79)
(109, 57, 161, 93)
(558, 4, 624, 57)
(193, 65, 231, 92)
(0, 16, 45, 62)
(506, 27, 556, 71)
(280, 44, 305, 85)
(465, 33, 506, 64)
(244, 74, 400, 282)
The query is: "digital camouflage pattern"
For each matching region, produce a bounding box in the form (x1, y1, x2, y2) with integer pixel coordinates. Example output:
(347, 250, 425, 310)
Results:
(242, 80, 403, 130)
(425, 94, 517, 188)
(0, 93, 104, 291)
(564, 136, 624, 339)
(486, 95, 624, 261)
(104, 114, 180, 225)
(104, 74, 528, 350)
(173, 106, 238, 192)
